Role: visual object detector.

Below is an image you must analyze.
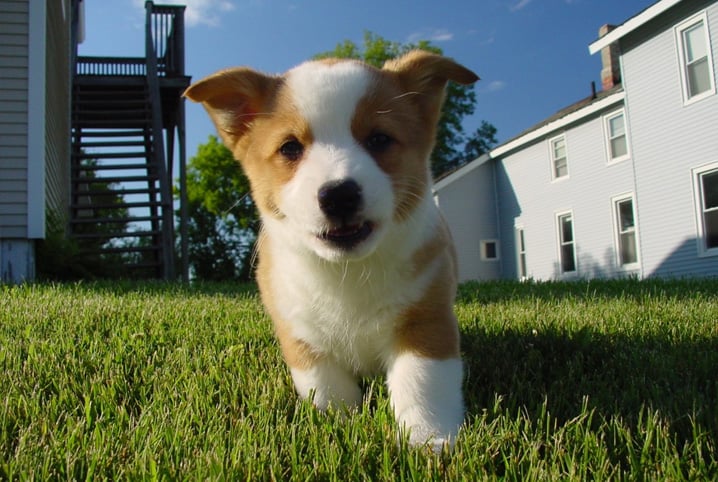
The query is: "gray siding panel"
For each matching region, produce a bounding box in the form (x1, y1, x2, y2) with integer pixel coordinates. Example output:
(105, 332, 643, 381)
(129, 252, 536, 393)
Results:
(497, 103, 634, 281)
(0, 0, 29, 239)
(622, 1, 718, 278)
(435, 161, 500, 282)
(44, 0, 71, 225)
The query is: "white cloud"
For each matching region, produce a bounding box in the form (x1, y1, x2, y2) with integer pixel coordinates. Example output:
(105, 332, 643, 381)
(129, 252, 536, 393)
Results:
(481, 80, 506, 93)
(407, 28, 454, 44)
(509, 0, 532, 12)
(135, 0, 236, 27)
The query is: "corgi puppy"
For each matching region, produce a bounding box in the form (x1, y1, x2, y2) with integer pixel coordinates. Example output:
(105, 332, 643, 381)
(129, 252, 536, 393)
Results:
(184, 50, 478, 451)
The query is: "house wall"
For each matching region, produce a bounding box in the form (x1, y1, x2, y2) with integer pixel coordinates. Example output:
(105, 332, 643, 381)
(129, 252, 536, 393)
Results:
(496, 100, 638, 281)
(45, 0, 72, 227)
(620, 0, 718, 277)
(434, 160, 500, 282)
(0, 0, 30, 240)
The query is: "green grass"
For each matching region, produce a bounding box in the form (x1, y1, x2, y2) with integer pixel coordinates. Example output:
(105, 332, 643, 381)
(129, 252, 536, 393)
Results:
(1, 278, 717, 480)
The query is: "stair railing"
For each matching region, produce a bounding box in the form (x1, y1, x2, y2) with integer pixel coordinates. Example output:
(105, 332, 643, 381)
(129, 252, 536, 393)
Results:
(144, 1, 179, 279)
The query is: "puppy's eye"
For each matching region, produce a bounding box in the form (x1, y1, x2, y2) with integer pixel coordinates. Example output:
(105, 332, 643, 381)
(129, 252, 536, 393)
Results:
(365, 132, 394, 153)
(279, 139, 304, 161)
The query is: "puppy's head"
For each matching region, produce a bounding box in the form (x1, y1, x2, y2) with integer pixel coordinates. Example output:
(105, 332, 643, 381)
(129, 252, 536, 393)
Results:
(184, 50, 478, 261)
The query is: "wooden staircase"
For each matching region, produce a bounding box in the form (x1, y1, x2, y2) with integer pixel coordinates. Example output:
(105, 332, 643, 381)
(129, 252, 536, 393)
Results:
(70, 2, 189, 280)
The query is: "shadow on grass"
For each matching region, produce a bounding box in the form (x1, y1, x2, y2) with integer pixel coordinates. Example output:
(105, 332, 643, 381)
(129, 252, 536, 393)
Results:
(460, 312, 718, 443)
(457, 277, 718, 304)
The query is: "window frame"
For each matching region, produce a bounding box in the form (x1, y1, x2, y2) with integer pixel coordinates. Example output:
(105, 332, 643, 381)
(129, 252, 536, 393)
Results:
(603, 108, 630, 164)
(555, 211, 577, 274)
(611, 193, 640, 269)
(675, 11, 716, 105)
(692, 161, 718, 257)
(549, 134, 569, 181)
(480, 239, 500, 262)
(515, 226, 528, 280)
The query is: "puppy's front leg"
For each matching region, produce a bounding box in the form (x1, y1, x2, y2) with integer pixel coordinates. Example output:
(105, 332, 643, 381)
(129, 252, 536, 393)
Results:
(386, 352, 464, 452)
(290, 359, 363, 411)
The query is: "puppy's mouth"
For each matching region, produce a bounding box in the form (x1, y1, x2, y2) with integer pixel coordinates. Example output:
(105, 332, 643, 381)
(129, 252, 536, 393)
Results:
(318, 221, 374, 249)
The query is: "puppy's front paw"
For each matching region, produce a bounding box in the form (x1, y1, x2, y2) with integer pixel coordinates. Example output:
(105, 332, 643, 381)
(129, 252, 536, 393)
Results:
(387, 354, 464, 453)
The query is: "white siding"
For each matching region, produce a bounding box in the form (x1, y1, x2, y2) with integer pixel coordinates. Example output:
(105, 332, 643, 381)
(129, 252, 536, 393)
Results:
(496, 102, 637, 281)
(621, 0, 718, 277)
(0, 0, 29, 239)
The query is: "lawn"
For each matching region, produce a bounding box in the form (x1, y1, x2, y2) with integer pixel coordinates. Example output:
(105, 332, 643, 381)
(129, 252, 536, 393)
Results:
(1, 278, 717, 480)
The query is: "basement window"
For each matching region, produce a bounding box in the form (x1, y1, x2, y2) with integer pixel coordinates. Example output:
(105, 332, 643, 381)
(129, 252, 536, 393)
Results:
(480, 240, 500, 261)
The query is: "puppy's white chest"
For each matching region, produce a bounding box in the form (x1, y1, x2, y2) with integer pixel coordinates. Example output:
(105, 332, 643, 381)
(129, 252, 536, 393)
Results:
(270, 253, 417, 374)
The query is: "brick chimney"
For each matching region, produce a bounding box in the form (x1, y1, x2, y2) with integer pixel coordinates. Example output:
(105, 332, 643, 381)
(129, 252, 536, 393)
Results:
(599, 24, 621, 90)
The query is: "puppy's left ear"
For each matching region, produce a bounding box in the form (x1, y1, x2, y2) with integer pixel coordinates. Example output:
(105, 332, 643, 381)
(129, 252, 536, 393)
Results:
(383, 50, 479, 119)
(184, 68, 280, 151)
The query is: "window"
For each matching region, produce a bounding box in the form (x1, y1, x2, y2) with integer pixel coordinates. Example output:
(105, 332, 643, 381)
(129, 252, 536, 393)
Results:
(557, 212, 576, 273)
(516, 227, 527, 279)
(480, 240, 499, 261)
(693, 163, 718, 255)
(604, 110, 629, 162)
(550, 135, 568, 180)
(612, 195, 639, 267)
(676, 13, 716, 104)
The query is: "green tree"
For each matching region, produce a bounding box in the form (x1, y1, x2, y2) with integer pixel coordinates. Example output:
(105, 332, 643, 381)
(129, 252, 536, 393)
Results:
(36, 157, 132, 280)
(177, 135, 258, 281)
(316, 32, 498, 177)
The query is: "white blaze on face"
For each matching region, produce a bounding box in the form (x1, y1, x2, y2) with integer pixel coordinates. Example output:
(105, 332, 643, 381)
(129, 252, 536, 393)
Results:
(275, 61, 396, 260)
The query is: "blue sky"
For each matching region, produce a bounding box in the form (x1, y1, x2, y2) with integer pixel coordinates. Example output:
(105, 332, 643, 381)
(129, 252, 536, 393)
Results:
(80, 0, 657, 162)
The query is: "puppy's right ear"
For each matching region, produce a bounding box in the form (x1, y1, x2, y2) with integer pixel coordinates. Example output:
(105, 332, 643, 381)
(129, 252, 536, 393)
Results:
(184, 68, 280, 150)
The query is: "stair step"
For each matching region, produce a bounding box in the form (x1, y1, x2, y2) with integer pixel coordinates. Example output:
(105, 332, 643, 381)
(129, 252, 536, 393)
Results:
(71, 215, 161, 225)
(73, 187, 156, 196)
(74, 129, 147, 137)
(73, 163, 152, 172)
(72, 119, 151, 128)
(73, 230, 162, 240)
(73, 151, 148, 160)
(78, 140, 147, 148)
(72, 175, 158, 184)
(71, 200, 163, 210)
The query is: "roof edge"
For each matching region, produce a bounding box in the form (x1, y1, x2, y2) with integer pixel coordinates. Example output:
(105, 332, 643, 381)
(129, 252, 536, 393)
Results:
(433, 153, 491, 192)
(491, 90, 625, 158)
(588, 0, 683, 54)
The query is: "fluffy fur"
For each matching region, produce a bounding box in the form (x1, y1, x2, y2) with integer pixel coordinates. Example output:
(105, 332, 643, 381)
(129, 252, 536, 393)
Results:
(184, 50, 478, 451)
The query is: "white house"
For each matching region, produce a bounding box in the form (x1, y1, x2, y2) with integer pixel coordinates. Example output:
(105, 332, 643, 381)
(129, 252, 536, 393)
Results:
(435, 0, 718, 282)
(0, 0, 78, 282)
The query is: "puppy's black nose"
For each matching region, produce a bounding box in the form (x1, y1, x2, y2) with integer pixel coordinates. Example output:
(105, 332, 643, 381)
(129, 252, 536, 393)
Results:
(318, 179, 362, 219)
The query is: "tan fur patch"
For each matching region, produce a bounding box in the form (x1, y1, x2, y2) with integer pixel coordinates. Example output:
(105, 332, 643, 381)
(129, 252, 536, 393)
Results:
(350, 72, 436, 223)
(394, 222, 460, 359)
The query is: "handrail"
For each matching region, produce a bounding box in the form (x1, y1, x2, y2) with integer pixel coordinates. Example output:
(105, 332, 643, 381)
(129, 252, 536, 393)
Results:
(76, 56, 146, 76)
(145, 0, 175, 279)
(74, 3, 186, 78)
(147, 1, 185, 77)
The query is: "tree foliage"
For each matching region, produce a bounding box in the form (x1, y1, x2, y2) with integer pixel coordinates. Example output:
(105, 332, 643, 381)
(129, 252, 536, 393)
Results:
(316, 32, 497, 177)
(178, 135, 258, 281)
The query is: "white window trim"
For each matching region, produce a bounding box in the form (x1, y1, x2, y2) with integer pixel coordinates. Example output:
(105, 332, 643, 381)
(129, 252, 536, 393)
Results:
(603, 109, 631, 164)
(549, 134, 569, 182)
(691, 161, 718, 257)
(675, 11, 716, 106)
(480, 239, 500, 262)
(610, 193, 641, 270)
(555, 210, 577, 275)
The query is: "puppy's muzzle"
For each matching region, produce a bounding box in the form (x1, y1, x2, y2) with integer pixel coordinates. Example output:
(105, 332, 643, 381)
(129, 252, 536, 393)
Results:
(317, 179, 373, 249)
